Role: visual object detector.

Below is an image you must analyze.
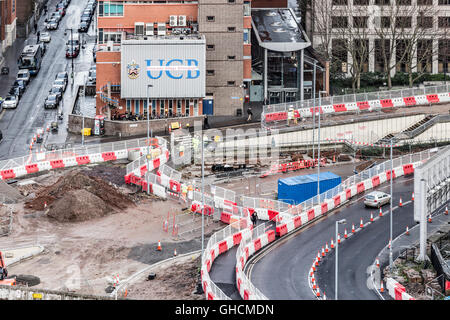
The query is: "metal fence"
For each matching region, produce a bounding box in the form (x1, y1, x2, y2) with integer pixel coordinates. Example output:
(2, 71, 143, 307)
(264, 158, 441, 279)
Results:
(125, 137, 169, 175)
(159, 164, 182, 182)
(263, 84, 450, 116)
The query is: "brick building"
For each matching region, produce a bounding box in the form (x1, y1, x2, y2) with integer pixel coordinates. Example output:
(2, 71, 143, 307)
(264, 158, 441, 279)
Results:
(0, 0, 17, 59)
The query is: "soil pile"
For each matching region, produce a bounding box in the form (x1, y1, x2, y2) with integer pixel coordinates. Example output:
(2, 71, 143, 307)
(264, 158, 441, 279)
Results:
(47, 189, 112, 222)
(25, 170, 134, 212)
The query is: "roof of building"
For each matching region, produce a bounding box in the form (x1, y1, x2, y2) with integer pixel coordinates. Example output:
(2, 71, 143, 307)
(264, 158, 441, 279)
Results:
(278, 172, 341, 186)
(251, 8, 311, 52)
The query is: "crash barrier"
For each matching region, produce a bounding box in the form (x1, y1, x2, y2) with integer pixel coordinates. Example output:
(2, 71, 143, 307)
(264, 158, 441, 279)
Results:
(0, 137, 168, 181)
(260, 158, 326, 178)
(235, 222, 276, 300)
(385, 278, 415, 300)
(262, 84, 450, 127)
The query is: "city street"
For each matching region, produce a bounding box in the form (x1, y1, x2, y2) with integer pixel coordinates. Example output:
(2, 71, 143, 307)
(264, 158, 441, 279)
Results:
(0, 0, 96, 160)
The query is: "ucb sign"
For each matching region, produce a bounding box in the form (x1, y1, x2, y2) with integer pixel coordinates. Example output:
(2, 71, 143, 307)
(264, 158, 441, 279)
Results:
(145, 59, 200, 80)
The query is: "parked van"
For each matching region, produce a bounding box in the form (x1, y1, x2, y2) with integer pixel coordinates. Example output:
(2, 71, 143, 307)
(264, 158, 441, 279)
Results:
(66, 33, 80, 51)
(16, 69, 31, 85)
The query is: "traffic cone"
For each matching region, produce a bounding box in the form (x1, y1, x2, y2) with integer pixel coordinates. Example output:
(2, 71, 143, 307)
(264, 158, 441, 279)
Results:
(44, 201, 47, 208)
(370, 212, 374, 222)
(157, 240, 162, 251)
(406, 226, 409, 235)
(174, 248, 177, 256)
(322, 246, 325, 257)
(314, 257, 318, 267)
(411, 193, 414, 201)
(380, 281, 384, 293)
(312, 280, 316, 290)
(325, 242, 329, 253)
(344, 229, 348, 239)
(352, 223, 355, 233)
(316, 287, 320, 297)
(379, 208, 383, 217)
(323, 291, 327, 300)
(428, 214, 432, 223)
(445, 207, 448, 215)
(376, 258, 380, 268)
(310, 268, 314, 277)
(317, 251, 321, 262)
(399, 197, 403, 207)
(337, 233, 341, 244)
(360, 217, 364, 228)
(388, 239, 391, 249)
(333, 155, 336, 163)
(330, 239, 334, 249)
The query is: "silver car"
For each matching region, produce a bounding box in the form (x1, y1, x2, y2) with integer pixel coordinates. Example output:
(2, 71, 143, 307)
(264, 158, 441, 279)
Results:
(3, 95, 18, 109)
(40, 32, 51, 43)
(364, 191, 391, 208)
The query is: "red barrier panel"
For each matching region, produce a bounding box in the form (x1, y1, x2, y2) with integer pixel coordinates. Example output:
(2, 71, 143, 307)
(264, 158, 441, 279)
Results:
(218, 240, 228, 254)
(124, 173, 133, 184)
(243, 290, 250, 300)
(307, 209, 315, 221)
(253, 238, 262, 252)
(206, 259, 211, 272)
(76, 156, 90, 165)
(141, 181, 153, 194)
(321, 203, 328, 215)
(371, 176, 380, 187)
(153, 158, 160, 169)
(265, 112, 287, 122)
(267, 209, 278, 220)
(276, 224, 288, 237)
(233, 232, 242, 246)
(294, 110, 300, 118)
(50, 159, 64, 169)
(426, 94, 439, 104)
(240, 257, 244, 270)
(169, 180, 181, 192)
(245, 247, 249, 260)
(25, 164, 39, 174)
(403, 164, 414, 175)
(281, 163, 287, 173)
(334, 195, 341, 207)
(221, 212, 231, 224)
(357, 101, 370, 110)
(101, 152, 117, 162)
(237, 278, 242, 292)
(191, 202, 201, 213)
(210, 249, 216, 263)
(356, 182, 365, 194)
(294, 215, 302, 228)
(394, 284, 406, 300)
(203, 280, 208, 293)
(266, 230, 275, 243)
(345, 188, 352, 200)
(386, 170, 396, 181)
(0, 169, 16, 180)
(403, 97, 416, 106)
(207, 292, 214, 300)
(380, 99, 393, 108)
(310, 106, 323, 114)
(333, 104, 347, 112)
(140, 166, 147, 177)
(203, 205, 214, 216)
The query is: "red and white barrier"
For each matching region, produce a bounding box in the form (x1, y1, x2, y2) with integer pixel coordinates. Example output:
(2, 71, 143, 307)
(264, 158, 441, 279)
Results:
(385, 278, 415, 300)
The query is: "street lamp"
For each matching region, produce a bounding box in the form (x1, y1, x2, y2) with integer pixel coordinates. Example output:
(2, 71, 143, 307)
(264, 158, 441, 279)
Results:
(317, 90, 327, 199)
(335, 218, 346, 300)
(388, 137, 396, 270)
(64, 28, 74, 79)
(146, 84, 153, 195)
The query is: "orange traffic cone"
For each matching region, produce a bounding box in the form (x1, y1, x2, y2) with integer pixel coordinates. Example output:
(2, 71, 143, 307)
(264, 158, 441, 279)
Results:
(406, 226, 409, 235)
(337, 233, 341, 244)
(174, 248, 177, 256)
(360, 218, 364, 228)
(344, 229, 348, 239)
(428, 215, 432, 223)
(330, 239, 334, 249)
(380, 281, 384, 293)
(310, 268, 314, 276)
(312, 280, 317, 290)
(445, 207, 448, 215)
(317, 251, 321, 262)
(379, 208, 383, 217)
(44, 201, 47, 208)
(316, 287, 320, 297)
(352, 223, 355, 233)
(411, 193, 414, 201)
(333, 155, 336, 163)
(325, 242, 329, 253)
(399, 197, 403, 207)
(370, 212, 374, 222)
(314, 257, 318, 267)
(322, 247, 325, 257)
(157, 240, 162, 251)
(323, 291, 327, 300)
(376, 258, 380, 268)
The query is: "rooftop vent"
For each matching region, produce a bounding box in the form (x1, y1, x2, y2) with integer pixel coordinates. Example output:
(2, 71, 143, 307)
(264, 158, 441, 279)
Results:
(266, 11, 277, 17)
(273, 28, 286, 33)
(270, 22, 282, 27)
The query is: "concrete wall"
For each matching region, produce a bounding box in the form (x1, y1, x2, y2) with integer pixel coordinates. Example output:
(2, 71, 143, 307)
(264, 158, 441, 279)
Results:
(0, 285, 116, 300)
(68, 114, 205, 137)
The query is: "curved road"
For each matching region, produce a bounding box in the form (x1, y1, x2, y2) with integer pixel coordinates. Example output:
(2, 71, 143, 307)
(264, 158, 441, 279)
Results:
(247, 175, 415, 300)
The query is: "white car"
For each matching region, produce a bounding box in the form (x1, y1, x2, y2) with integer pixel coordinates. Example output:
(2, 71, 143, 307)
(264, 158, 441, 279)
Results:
(364, 191, 391, 208)
(40, 32, 51, 43)
(3, 95, 18, 109)
(17, 69, 31, 85)
(53, 79, 67, 92)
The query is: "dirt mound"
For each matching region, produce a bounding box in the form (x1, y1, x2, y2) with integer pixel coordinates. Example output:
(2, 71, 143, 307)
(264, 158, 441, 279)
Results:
(25, 170, 134, 212)
(47, 189, 112, 222)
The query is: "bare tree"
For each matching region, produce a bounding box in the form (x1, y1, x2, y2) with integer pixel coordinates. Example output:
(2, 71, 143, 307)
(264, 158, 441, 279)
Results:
(311, 0, 334, 60)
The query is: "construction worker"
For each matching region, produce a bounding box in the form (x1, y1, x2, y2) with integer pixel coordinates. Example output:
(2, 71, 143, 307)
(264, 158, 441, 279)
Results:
(187, 184, 194, 200)
(181, 184, 188, 201)
(288, 107, 294, 126)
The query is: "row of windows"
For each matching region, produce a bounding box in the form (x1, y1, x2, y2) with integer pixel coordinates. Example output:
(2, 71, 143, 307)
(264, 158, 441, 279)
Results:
(99, 1, 124, 17)
(125, 99, 200, 116)
(332, 0, 450, 5)
(331, 16, 450, 28)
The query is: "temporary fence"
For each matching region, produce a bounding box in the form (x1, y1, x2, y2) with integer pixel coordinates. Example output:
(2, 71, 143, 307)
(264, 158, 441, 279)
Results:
(262, 84, 450, 129)
(259, 158, 326, 178)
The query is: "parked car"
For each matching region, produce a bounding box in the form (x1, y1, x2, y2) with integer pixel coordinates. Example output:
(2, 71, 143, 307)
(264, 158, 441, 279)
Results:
(44, 94, 59, 109)
(57, 4, 66, 17)
(49, 86, 63, 101)
(10, 79, 26, 96)
(53, 78, 67, 92)
(55, 71, 69, 85)
(2, 95, 19, 109)
(78, 21, 89, 32)
(364, 191, 391, 208)
(50, 12, 62, 22)
(66, 47, 79, 58)
(1, 66, 9, 75)
(46, 18, 59, 30)
(88, 69, 96, 84)
(9, 86, 24, 99)
(40, 32, 51, 43)
(16, 69, 31, 85)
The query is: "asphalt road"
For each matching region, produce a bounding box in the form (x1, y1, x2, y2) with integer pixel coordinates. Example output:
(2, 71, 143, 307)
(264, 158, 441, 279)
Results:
(247, 175, 416, 300)
(0, 0, 95, 160)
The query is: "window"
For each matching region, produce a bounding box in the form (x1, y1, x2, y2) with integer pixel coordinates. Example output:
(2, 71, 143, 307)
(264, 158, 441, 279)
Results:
(354, 39, 369, 72)
(374, 39, 390, 72)
(101, 32, 122, 44)
(381, 16, 391, 28)
(227, 81, 235, 86)
(177, 100, 182, 115)
(134, 100, 140, 115)
(438, 39, 450, 73)
(228, 0, 235, 3)
(417, 16, 433, 28)
(207, 70, 215, 76)
(243, 29, 250, 44)
(207, 16, 215, 22)
(353, 16, 368, 28)
(438, 0, 450, 4)
(228, 55, 236, 60)
(332, 0, 347, 4)
(143, 99, 148, 116)
(375, 0, 390, 4)
(99, 28, 104, 44)
(396, 17, 412, 28)
(353, 0, 369, 4)
(418, 0, 433, 4)
(168, 100, 173, 116)
(438, 17, 450, 28)
(99, 1, 123, 17)
(228, 27, 236, 32)
(185, 100, 190, 116)
(12, 0, 15, 13)
(207, 44, 215, 51)
(161, 100, 165, 115)
(193, 100, 198, 116)
(396, 40, 410, 72)
(332, 39, 348, 73)
(332, 16, 348, 28)
(152, 100, 156, 116)
(126, 100, 131, 113)
(244, 2, 251, 16)
(417, 40, 432, 73)
(396, 0, 411, 5)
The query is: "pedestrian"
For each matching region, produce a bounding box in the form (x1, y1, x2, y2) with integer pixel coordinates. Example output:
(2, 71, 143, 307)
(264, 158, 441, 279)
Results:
(204, 115, 210, 129)
(37, 30, 40, 42)
(34, 22, 38, 33)
(247, 107, 253, 122)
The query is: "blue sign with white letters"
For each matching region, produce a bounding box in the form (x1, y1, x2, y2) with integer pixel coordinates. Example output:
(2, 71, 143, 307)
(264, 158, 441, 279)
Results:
(145, 59, 200, 80)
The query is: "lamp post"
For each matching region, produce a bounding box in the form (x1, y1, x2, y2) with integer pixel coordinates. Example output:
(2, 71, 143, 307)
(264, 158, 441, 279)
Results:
(312, 61, 316, 160)
(335, 218, 346, 300)
(146, 85, 153, 195)
(389, 137, 395, 270)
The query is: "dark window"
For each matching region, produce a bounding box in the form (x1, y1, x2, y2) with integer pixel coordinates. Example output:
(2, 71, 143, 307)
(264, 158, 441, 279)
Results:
(353, 0, 369, 4)
(438, 39, 450, 73)
(354, 39, 369, 72)
(375, 0, 390, 4)
(374, 39, 390, 72)
(228, 0, 235, 3)
(438, 0, 450, 4)
(207, 70, 215, 76)
(397, 0, 411, 5)
(228, 55, 236, 60)
(227, 81, 235, 86)
(207, 44, 215, 51)
(417, 16, 433, 28)
(207, 16, 215, 22)
(418, 0, 433, 4)
(438, 17, 450, 28)
(381, 16, 391, 28)
(332, 16, 348, 28)
(332, 39, 348, 73)
(332, 0, 347, 4)
(353, 16, 368, 28)
(396, 39, 411, 72)
(228, 27, 236, 32)
(417, 39, 433, 73)
(396, 16, 412, 28)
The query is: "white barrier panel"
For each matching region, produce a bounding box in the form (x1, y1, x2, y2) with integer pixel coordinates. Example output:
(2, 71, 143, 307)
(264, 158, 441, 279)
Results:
(152, 184, 167, 199)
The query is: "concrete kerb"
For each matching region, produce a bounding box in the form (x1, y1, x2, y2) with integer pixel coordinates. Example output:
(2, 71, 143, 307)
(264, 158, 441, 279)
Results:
(111, 250, 202, 299)
(2, 245, 45, 267)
